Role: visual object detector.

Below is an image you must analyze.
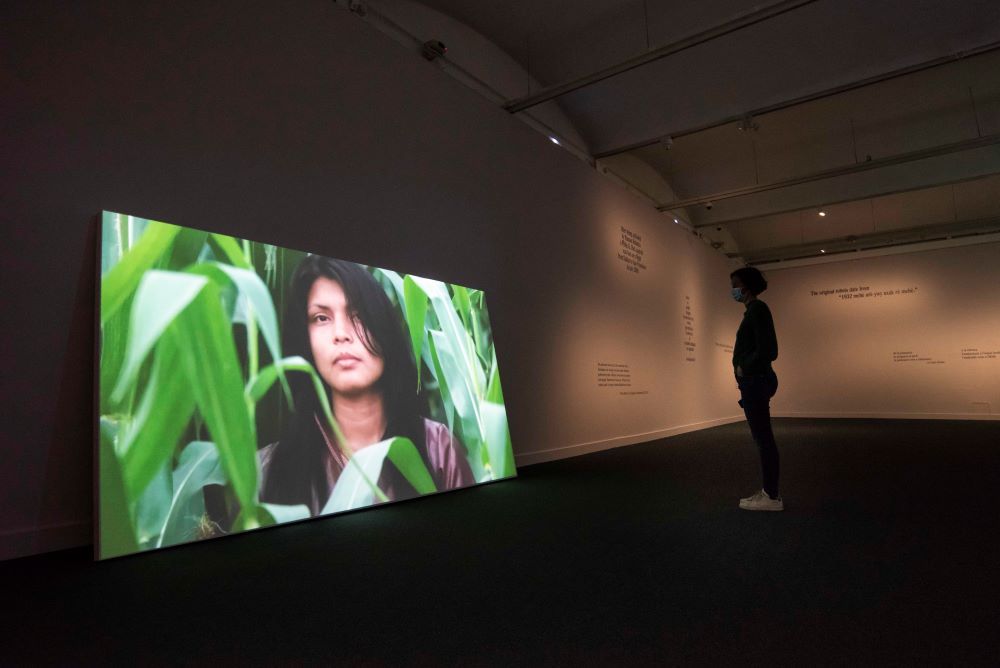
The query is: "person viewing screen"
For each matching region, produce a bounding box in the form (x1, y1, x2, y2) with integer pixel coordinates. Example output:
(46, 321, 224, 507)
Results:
(258, 255, 475, 514)
(730, 266, 783, 512)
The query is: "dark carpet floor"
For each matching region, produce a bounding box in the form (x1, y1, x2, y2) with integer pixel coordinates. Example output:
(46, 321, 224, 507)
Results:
(2, 418, 999, 665)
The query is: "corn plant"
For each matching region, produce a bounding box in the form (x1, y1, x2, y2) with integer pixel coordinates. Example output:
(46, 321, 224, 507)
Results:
(372, 269, 515, 483)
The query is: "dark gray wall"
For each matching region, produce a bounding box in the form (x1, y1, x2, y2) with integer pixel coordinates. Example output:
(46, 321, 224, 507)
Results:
(0, 0, 736, 560)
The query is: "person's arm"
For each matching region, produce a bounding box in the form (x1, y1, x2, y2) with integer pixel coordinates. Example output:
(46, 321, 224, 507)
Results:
(742, 303, 778, 373)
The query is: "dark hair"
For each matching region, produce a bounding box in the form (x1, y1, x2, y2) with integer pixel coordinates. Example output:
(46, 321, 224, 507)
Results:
(261, 255, 428, 507)
(730, 267, 768, 295)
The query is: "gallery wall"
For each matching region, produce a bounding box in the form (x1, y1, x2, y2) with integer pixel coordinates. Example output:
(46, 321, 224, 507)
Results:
(762, 242, 1000, 419)
(0, 0, 741, 560)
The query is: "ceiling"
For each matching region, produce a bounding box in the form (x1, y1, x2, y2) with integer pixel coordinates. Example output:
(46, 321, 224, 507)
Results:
(383, 0, 1000, 263)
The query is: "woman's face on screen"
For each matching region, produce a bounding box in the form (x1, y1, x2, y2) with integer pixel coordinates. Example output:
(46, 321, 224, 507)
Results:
(307, 277, 385, 397)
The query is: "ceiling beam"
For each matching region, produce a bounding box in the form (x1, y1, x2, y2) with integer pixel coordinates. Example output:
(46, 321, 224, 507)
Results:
(594, 40, 1000, 159)
(687, 170, 1000, 229)
(749, 231, 1000, 270)
(743, 217, 1000, 264)
(657, 133, 1000, 216)
(502, 0, 820, 114)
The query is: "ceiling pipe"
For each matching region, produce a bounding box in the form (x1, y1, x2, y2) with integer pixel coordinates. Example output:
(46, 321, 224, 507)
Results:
(595, 40, 1000, 159)
(502, 0, 821, 114)
(657, 133, 1000, 214)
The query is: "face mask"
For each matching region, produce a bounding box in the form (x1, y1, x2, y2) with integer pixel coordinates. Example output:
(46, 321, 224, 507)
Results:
(731, 287, 744, 302)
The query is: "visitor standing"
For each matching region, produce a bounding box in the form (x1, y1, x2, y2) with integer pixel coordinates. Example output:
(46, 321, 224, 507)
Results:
(730, 267, 783, 511)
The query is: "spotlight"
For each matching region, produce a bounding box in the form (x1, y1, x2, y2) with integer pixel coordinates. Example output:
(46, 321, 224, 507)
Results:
(549, 136, 560, 145)
(818, 211, 827, 217)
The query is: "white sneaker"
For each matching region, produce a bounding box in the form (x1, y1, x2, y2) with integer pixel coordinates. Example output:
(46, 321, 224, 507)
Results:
(739, 489, 784, 511)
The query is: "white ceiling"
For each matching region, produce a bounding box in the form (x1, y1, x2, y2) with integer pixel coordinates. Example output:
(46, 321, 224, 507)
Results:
(398, 0, 1000, 262)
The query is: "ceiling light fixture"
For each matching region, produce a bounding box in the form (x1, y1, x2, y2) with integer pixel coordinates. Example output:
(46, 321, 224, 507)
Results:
(549, 136, 560, 145)
(818, 211, 827, 217)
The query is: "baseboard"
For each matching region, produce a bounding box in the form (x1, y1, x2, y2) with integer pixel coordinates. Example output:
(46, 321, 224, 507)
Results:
(772, 411, 1000, 421)
(514, 415, 747, 467)
(0, 521, 91, 562)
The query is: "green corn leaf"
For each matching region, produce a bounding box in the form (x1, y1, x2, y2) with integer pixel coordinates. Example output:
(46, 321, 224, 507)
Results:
(158, 441, 227, 548)
(189, 262, 290, 401)
(100, 295, 132, 413)
(210, 263, 282, 373)
(427, 333, 455, 432)
(101, 218, 182, 326)
(430, 330, 482, 443)
(481, 401, 515, 480)
(402, 276, 428, 380)
(321, 437, 434, 514)
(429, 330, 488, 478)
(207, 233, 252, 269)
(486, 348, 504, 404)
(373, 268, 406, 310)
(246, 356, 314, 403)
(412, 276, 486, 400)
(231, 506, 263, 532)
(167, 227, 209, 270)
(262, 243, 277, 287)
(119, 333, 197, 500)
(184, 264, 239, 320)
(101, 211, 123, 274)
(451, 284, 473, 333)
(470, 303, 489, 369)
(98, 417, 139, 560)
(170, 282, 258, 515)
(322, 442, 391, 513)
(134, 463, 171, 549)
(260, 503, 312, 525)
(386, 438, 437, 495)
(112, 271, 209, 404)
(232, 501, 311, 530)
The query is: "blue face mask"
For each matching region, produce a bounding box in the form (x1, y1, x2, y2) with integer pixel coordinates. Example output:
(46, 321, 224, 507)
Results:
(731, 287, 744, 302)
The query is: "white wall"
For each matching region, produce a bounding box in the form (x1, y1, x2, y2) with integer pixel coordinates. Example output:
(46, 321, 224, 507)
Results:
(762, 242, 1000, 419)
(0, 0, 740, 560)
(517, 205, 745, 465)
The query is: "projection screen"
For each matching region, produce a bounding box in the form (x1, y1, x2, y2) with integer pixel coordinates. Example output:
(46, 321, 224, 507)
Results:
(97, 211, 515, 559)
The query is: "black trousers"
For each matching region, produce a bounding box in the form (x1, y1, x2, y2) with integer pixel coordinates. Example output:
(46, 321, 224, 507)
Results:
(737, 370, 780, 498)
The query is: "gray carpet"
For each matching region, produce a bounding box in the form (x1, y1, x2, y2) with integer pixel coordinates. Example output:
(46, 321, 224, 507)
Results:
(2, 418, 999, 665)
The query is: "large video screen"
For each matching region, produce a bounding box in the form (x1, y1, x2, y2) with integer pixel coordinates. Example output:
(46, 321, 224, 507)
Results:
(97, 211, 515, 559)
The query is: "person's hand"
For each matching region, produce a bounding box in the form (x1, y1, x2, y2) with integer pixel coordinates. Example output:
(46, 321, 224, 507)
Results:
(736, 366, 744, 378)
